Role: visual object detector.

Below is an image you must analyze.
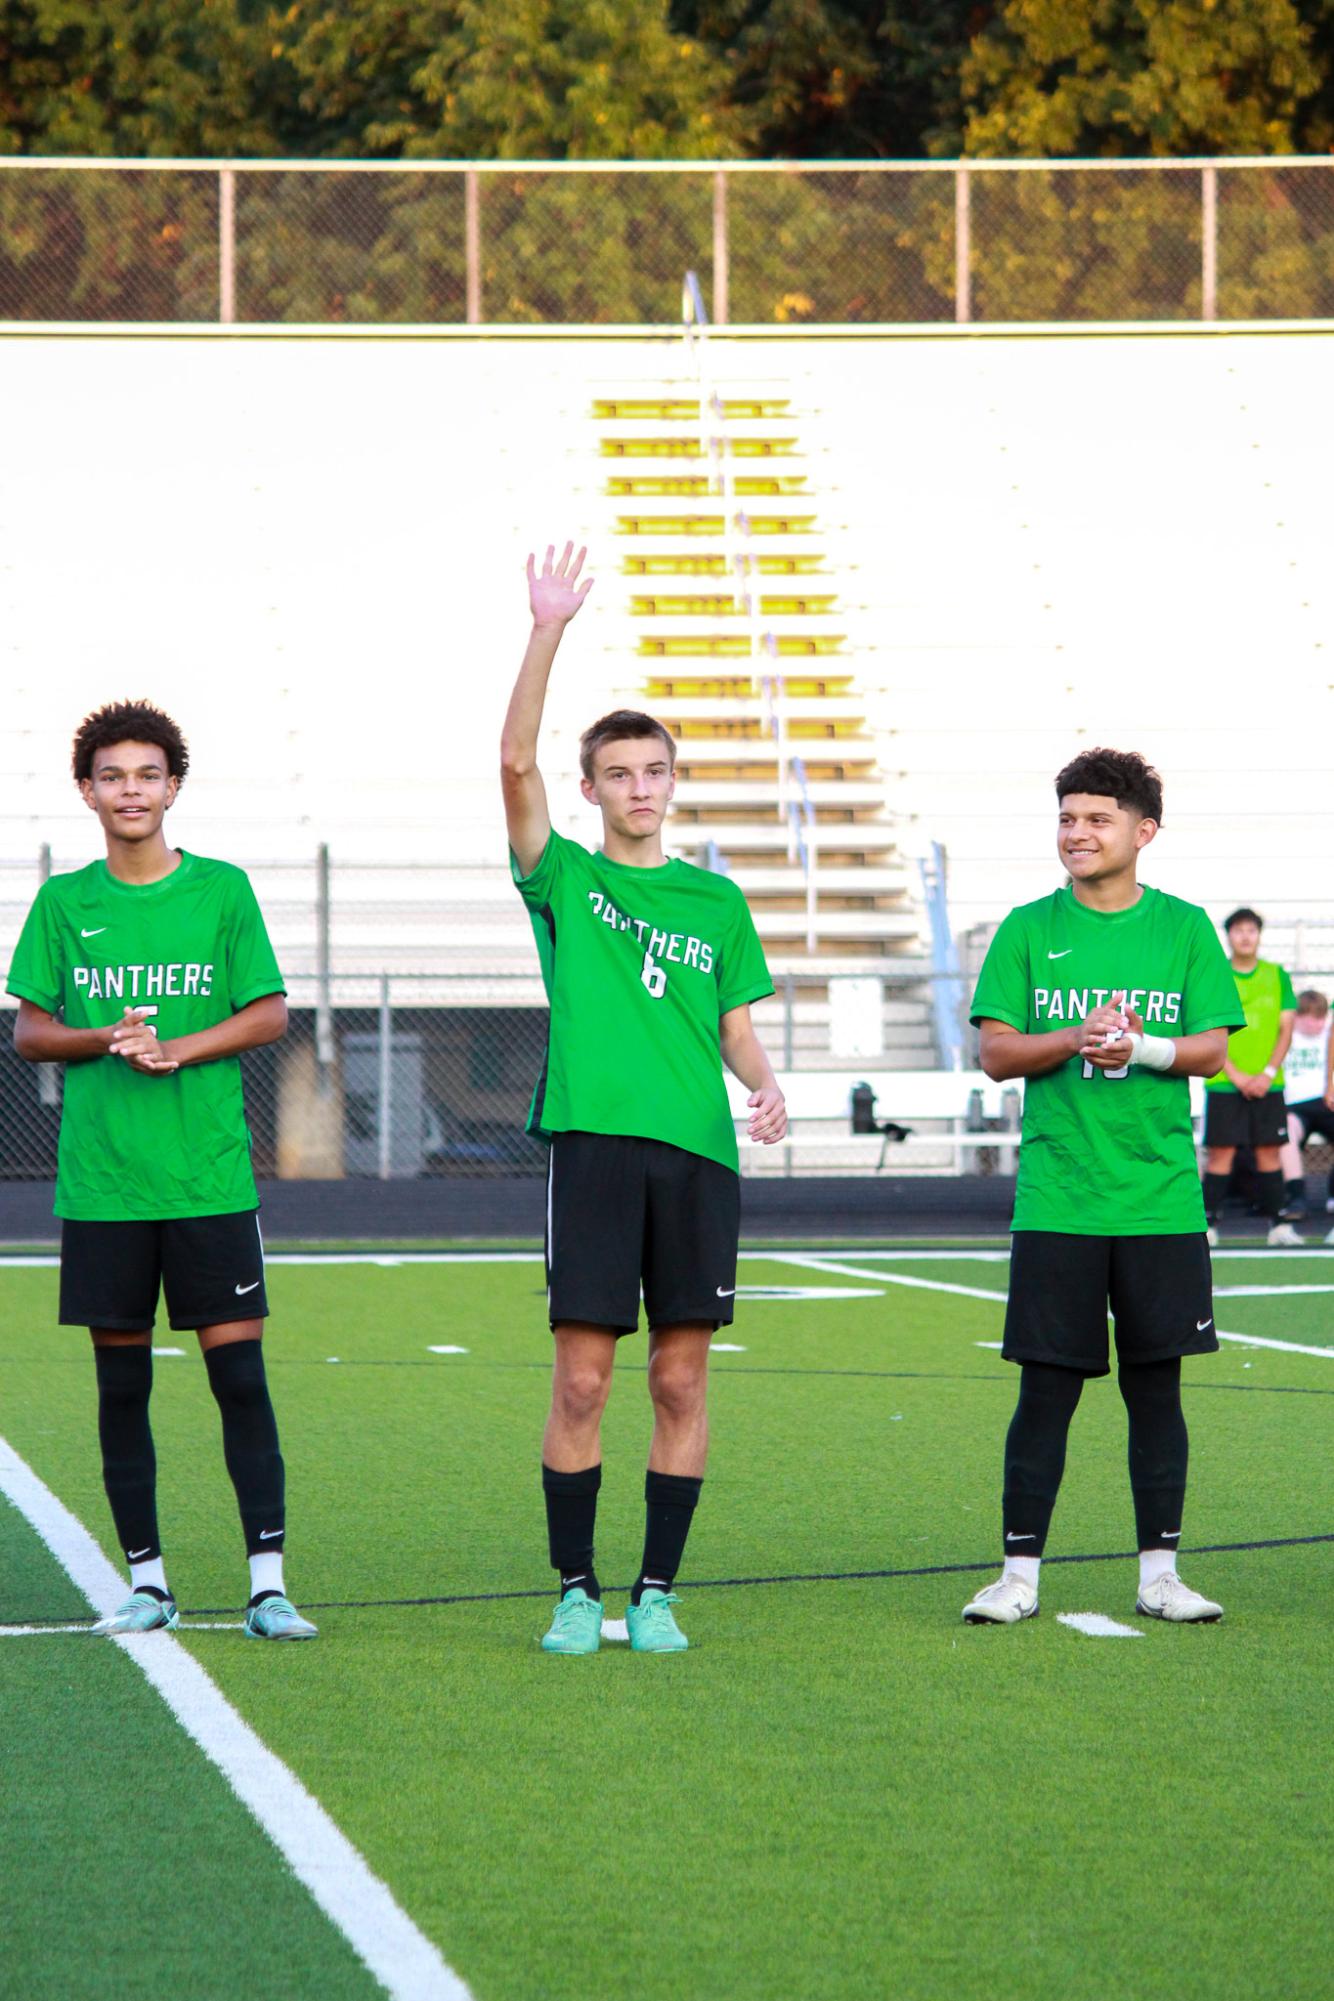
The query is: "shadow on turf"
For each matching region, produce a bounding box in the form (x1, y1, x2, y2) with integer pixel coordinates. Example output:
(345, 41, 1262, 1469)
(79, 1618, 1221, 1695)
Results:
(15, 1530, 1334, 1626)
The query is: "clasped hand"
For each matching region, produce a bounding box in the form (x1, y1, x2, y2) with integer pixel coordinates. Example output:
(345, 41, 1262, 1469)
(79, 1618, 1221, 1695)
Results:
(1075, 992, 1143, 1071)
(107, 1007, 179, 1075)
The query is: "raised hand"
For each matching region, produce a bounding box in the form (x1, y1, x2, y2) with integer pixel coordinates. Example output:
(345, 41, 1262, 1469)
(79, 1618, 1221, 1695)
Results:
(527, 542, 593, 629)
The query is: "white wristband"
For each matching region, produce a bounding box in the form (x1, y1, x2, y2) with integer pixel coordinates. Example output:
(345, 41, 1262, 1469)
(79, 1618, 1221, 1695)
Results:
(1127, 1032, 1176, 1073)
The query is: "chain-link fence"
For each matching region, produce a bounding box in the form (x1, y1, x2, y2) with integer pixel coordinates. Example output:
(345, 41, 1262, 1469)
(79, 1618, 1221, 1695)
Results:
(3, 159, 1334, 326)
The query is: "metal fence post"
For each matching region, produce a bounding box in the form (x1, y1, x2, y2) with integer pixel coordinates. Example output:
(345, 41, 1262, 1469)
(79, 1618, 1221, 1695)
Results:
(377, 974, 392, 1181)
(219, 166, 236, 324)
(37, 843, 57, 1106)
(1201, 164, 1218, 322)
(712, 169, 729, 327)
(465, 169, 481, 325)
(315, 843, 334, 1086)
(954, 165, 972, 325)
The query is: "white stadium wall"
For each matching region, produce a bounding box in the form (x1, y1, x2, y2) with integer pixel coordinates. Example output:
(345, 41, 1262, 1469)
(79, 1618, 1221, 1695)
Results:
(2, 323, 1331, 964)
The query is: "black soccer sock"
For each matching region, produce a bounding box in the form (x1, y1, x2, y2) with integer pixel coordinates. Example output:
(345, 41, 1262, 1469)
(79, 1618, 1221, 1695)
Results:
(543, 1462, 601, 1600)
(203, 1340, 285, 1555)
(1256, 1169, 1284, 1222)
(1118, 1358, 1188, 1553)
(632, 1470, 702, 1603)
(1284, 1178, 1306, 1203)
(1202, 1172, 1229, 1223)
(1001, 1362, 1085, 1558)
(94, 1345, 161, 1565)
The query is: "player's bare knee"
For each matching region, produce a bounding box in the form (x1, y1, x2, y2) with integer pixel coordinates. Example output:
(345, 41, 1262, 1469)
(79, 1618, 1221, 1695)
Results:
(553, 1362, 611, 1428)
(647, 1351, 707, 1422)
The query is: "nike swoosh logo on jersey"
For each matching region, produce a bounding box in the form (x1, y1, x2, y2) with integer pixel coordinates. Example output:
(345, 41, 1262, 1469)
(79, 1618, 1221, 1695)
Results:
(235, 1280, 261, 1295)
(716, 1286, 737, 1297)
(81, 926, 107, 938)
(1047, 948, 1073, 959)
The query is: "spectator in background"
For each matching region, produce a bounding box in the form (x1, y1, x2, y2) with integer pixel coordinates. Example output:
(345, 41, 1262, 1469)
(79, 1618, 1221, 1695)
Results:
(1202, 908, 1300, 1247)
(1277, 990, 1334, 1237)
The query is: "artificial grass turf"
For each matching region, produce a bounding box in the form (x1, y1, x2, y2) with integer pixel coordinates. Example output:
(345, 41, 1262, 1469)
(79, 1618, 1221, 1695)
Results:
(0, 1497, 384, 2001)
(1, 1249, 1332, 2000)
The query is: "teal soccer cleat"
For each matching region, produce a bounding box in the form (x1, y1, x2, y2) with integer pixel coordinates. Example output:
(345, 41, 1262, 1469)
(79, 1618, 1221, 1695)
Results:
(540, 1587, 603, 1654)
(89, 1591, 179, 1637)
(626, 1588, 689, 1653)
(244, 1594, 319, 1641)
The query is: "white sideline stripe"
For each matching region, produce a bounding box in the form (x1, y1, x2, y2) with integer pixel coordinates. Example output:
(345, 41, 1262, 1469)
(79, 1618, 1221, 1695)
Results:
(0, 1621, 246, 1636)
(0, 1246, 1330, 1272)
(1215, 1328, 1334, 1359)
(0, 1433, 471, 2001)
(1058, 1613, 1143, 1639)
(781, 1255, 1006, 1304)
(1214, 1284, 1334, 1297)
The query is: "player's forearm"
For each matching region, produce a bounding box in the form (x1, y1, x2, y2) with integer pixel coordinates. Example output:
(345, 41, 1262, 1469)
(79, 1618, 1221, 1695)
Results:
(159, 995, 287, 1069)
(13, 1010, 111, 1065)
(1166, 1031, 1229, 1079)
(979, 1024, 1079, 1081)
(721, 1021, 776, 1094)
(500, 622, 565, 775)
(1266, 1014, 1295, 1075)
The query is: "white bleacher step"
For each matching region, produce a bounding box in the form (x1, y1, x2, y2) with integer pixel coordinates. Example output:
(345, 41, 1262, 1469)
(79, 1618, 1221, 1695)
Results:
(651, 698, 868, 723)
(673, 780, 887, 808)
(670, 824, 899, 853)
(751, 912, 922, 942)
(674, 739, 874, 768)
(722, 867, 909, 895)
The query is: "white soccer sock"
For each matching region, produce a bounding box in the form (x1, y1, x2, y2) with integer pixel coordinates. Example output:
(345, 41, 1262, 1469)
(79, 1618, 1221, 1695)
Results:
(248, 1551, 285, 1601)
(1139, 1548, 1177, 1590)
(130, 1555, 168, 1596)
(1004, 1556, 1040, 1587)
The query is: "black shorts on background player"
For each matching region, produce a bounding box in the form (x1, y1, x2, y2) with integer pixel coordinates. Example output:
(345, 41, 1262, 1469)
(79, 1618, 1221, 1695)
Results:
(60, 1212, 269, 1331)
(546, 1131, 740, 1333)
(1202, 1092, 1289, 1150)
(1003, 1231, 1217, 1375)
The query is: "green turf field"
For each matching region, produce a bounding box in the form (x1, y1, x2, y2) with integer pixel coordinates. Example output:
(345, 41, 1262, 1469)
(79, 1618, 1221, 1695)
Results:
(2, 1243, 1332, 2001)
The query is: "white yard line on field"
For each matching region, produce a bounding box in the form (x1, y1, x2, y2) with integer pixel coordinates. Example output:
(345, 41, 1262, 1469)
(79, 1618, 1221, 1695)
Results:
(781, 1257, 1334, 1360)
(0, 1433, 471, 2001)
(778, 1254, 1006, 1304)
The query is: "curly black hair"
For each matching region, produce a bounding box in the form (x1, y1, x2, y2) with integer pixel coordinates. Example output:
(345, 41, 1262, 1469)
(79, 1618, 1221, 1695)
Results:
(1054, 747, 1162, 825)
(72, 700, 189, 787)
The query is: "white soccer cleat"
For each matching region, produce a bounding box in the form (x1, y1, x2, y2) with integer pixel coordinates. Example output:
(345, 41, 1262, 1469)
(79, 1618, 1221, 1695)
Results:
(962, 1572, 1039, 1625)
(1324, 1225, 1334, 1246)
(1135, 1572, 1223, 1623)
(1266, 1222, 1303, 1248)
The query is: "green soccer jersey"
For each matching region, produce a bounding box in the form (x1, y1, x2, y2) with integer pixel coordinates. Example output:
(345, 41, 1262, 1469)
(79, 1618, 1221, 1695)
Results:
(969, 883, 1242, 1236)
(512, 830, 773, 1172)
(6, 851, 284, 1221)
(1204, 959, 1297, 1094)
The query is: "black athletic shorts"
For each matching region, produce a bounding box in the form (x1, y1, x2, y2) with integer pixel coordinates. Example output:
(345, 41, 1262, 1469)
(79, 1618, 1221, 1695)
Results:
(1287, 1098, 1334, 1146)
(59, 1211, 268, 1332)
(545, 1131, 740, 1335)
(1003, 1229, 1217, 1377)
(1202, 1090, 1289, 1150)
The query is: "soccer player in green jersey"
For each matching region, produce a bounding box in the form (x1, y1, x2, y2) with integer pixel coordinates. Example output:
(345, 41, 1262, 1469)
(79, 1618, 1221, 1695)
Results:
(962, 749, 1243, 1627)
(1200, 907, 1300, 1247)
(7, 700, 317, 1640)
(502, 543, 787, 1655)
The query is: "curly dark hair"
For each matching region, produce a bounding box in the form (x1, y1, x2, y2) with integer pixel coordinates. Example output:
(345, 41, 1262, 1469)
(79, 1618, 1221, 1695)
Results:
(72, 700, 189, 786)
(1054, 747, 1162, 825)
(579, 708, 676, 780)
